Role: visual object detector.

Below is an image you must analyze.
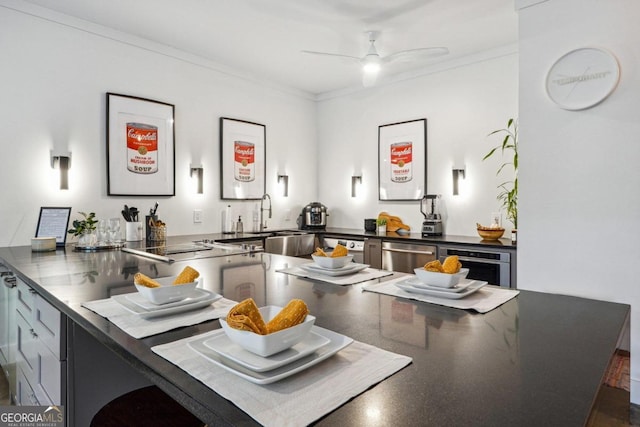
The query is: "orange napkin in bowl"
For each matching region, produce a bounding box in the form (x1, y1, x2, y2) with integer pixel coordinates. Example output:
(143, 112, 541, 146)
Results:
(266, 299, 309, 334)
(173, 266, 200, 285)
(133, 272, 161, 288)
(226, 298, 309, 335)
(226, 298, 268, 335)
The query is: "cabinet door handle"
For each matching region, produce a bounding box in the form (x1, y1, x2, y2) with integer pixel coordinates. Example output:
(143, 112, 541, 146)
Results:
(3, 277, 16, 288)
(30, 328, 38, 338)
(382, 247, 435, 255)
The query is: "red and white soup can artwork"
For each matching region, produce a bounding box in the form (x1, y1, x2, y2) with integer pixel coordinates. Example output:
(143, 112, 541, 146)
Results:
(127, 123, 158, 174)
(390, 141, 413, 183)
(234, 141, 255, 182)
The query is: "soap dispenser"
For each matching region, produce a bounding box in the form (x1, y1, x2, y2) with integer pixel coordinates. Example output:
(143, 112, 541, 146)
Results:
(236, 215, 243, 234)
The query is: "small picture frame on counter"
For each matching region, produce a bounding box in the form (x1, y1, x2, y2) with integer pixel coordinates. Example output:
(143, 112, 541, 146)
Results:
(35, 207, 71, 247)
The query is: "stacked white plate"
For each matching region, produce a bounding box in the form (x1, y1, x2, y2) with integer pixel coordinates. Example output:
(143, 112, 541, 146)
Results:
(113, 288, 222, 318)
(188, 326, 353, 384)
(300, 262, 369, 276)
(394, 277, 488, 299)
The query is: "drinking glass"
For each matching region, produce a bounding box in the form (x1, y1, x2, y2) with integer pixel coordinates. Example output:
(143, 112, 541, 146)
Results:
(108, 218, 121, 243)
(97, 219, 108, 244)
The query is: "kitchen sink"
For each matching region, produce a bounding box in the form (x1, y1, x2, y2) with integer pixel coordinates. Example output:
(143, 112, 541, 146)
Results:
(271, 231, 309, 236)
(245, 230, 308, 237)
(264, 231, 315, 257)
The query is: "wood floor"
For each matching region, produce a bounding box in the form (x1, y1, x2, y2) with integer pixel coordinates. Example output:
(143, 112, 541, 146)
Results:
(587, 385, 639, 426)
(0, 364, 638, 425)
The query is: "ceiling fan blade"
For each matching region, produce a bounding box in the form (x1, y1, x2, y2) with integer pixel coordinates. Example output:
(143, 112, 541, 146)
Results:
(301, 50, 361, 62)
(383, 47, 449, 63)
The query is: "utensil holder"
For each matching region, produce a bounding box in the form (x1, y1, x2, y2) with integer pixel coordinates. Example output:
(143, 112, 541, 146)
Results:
(145, 215, 158, 241)
(125, 222, 143, 241)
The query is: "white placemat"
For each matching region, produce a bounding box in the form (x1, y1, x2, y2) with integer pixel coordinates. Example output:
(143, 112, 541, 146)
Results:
(152, 331, 412, 427)
(82, 295, 237, 339)
(363, 276, 520, 313)
(276, 266, 393, 285)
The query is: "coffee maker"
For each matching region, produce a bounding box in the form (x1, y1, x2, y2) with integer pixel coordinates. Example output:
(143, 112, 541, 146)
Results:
(297, 202, 328, 230)
(421, 194, 443, 236)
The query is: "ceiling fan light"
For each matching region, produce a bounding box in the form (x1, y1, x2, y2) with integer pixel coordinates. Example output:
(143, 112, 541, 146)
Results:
(363, 62, 381, 74)
(362, 55, 381, 74)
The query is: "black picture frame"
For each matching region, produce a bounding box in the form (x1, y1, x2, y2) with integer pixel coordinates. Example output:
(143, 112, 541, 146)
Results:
(378, 118, 427, 201)
(106, 92, 176, 196)
(220, 117, 266, 200)
(35, 207, 71, 246)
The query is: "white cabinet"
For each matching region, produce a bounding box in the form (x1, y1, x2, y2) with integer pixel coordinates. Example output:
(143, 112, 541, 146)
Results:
(14, 277, 66, 407)
(0, 265, 16, 369)
(0, 263, 17, 404)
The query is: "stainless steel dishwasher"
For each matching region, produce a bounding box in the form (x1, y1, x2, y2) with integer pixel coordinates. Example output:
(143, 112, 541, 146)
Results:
(381, 241, 437, 273)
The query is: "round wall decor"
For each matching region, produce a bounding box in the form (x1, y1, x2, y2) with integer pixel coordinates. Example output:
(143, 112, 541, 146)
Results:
(545, 47, 620, 110)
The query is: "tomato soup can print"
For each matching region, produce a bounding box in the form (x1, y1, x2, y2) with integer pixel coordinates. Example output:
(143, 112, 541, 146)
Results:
(127, 123, 158, 174)
(234, 141, 255, 182)
(390, 141, 413, 182)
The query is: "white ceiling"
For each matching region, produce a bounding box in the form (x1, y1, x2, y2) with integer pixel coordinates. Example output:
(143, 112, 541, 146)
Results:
(19, 0, 518, 96)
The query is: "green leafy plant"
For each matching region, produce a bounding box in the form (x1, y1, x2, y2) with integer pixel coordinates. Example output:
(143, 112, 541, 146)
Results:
(376, 217, 387, 226)
(67, 212, 98, 236)
(484, 118, 518, 229)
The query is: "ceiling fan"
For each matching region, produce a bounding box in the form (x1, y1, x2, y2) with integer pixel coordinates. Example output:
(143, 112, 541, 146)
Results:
(302, 31, 449, 87)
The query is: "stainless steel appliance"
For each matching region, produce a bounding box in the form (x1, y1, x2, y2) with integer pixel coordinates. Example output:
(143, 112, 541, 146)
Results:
(421, 195, 443, 236)
(264, 231, 315, 257)
(439, 245, 513, 288)
(381, 241, 437, 274)
(323, 237, 364, 264)
(121, 242, 250, 263)
(297, 202, 328, 230)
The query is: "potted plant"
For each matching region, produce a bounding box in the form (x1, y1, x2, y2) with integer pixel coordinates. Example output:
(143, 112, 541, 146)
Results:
(67, 212, 98, 246)
(484, 118, 518, 241)
(376, 217, 387, 235)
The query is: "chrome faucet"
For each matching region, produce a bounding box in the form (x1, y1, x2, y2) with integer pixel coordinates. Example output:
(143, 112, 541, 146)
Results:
(260, 193, 272, 232)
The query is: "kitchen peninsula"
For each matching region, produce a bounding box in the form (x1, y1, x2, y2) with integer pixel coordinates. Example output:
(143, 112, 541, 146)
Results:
(0, 239, 629, 426)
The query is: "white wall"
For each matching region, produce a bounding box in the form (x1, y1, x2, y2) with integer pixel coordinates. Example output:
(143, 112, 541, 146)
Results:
(316, 52, 518, 235)
(517, 0, 640, 403)
(0, 5, 317, 247)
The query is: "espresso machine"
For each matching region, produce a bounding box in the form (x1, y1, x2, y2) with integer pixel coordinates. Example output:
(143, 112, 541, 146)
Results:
(297, 202, 328, 230)
(421, 194, 443, 236)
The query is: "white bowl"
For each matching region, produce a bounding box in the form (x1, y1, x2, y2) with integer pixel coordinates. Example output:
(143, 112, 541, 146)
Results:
(135, 276, 200, 305)
(413, 268, 469, 288)
(220, 305, 315, 357)
(311, 254, 354, 269)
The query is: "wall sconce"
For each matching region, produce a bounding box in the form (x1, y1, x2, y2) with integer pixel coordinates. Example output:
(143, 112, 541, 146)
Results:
(190, 164, 203, 194)
(452, 167, 466, 196)
(51, 151, 71, 190)
(277, 174, 289, 197)
(351, 175, 362, 197)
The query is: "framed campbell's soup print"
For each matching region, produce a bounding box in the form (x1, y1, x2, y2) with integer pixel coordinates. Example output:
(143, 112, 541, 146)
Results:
(378, 118, 427, 201)
(220, 117, 266, 200)
(107, 93, 175, 196)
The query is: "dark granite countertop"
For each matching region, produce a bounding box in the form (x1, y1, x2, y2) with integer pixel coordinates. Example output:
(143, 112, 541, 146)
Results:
(213, 227, 517, 250)
(318, 227, 517, 249)
(0, 240, 626, 426)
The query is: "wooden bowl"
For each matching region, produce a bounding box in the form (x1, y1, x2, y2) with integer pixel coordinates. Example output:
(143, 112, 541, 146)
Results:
(477, 228, 505, 240)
